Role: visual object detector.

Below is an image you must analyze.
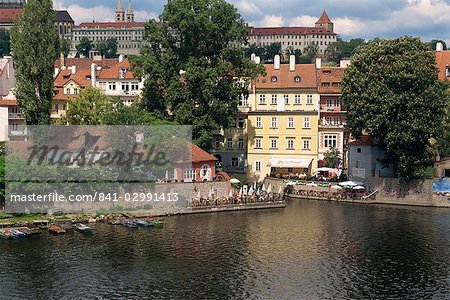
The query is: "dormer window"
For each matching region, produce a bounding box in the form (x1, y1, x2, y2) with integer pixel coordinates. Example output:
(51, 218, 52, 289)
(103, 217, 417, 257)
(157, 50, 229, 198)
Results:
(323, 70, 331, 75)
(446, 67, 450, 77)
(271, 76, 278, 82)
(294, 76, 301, 82)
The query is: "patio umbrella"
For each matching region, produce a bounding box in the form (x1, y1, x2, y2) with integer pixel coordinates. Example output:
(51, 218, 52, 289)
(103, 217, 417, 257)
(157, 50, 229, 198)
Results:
(278, 186, 283, 194)
(165, 170, 169, 180)
(317, 167, 333, 172)
(253, 182, 257, 190)
(286, 181, 296, 186)
(248, 186, 254, 196)
(338, 181, 363, 187)
(230, 178, 240, 184)
(256, 188, 260, 196)
(228, 189, 233, 198)
(208, 187, 213, 198)
(261, 184, 266, 192)
(267, 184, 272, 194)
(197, 190, 201, 199)
(353, 185, 366, 190)
(239, 186, 243, 196)
(331, 185, 343, 190)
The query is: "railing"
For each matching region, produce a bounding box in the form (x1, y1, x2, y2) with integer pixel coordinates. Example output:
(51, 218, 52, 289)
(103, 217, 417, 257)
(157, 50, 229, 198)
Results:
(9, 129, 27, 136)
(8, 113, 24, 119)
(223, 165, 246, 173)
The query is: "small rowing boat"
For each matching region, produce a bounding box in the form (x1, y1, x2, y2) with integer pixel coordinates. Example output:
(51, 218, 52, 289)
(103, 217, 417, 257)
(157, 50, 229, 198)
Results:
(49, 225, 66, 234)
(109, 219, 122, 225)
(150, 220, 164, 227)
(135, 220, 154, 227)
(74, 223, 93, 232)
(123, 220, 138, 228)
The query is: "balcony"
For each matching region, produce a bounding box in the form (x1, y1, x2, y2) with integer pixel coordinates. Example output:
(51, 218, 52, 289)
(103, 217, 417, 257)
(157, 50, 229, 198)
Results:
(238, 105, 251, 113)
(319, 122, 347, 129)
(222, 165, 247, 173)
(9, 129, 27, 136)
(8, 113, 24, 119)
(319, 107, 346, 113)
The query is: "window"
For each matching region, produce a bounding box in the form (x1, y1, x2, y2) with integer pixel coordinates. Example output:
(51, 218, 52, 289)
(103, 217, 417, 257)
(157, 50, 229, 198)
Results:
(131, 83, 139, 90)
(287, 139, 294, 149)
(294, 76, 301, 82)
(288, 117, 295, 128)
(109, 82, 116, 90)
(326, 99, 339, 107)
(65, 88, 70, 94)
(271, 117, 278, 128)
(231, 157, 239, 167)
(255, 161, 261, 172)
(355, 160, 362, 168)
(303, 139, 310, 150)
(259, 94, 266, 104)
(238, 138, 244, 149)
(294, 95, 301, 104)
(284, 94, 289, 104)
(271, 94, 277, 105)
(239, 96, 248, 107)
(256, 117, 262, 128)
(255, 138, 261, 148)
(122, 82, 129, 91)
(306, 94, 313, 104)
(237, 117, 245, 128)
(444, 169, 450, 177)
(98, 82, 106, 89)
(227, 138, 233, 149)
(271, 139, 277, 149)
(325, 116, 340, 125)
(271, 76, 278, 82)
(303, 117, 310, 128)
(200, 164, 212, 180)
(215, 137, 221, 149)
(288, 167, 294, 173)
(357, 148, 362, 153)
(324, 134, 337, 148)
(54, 104, 59, 112)
(184, 166, 195, 182)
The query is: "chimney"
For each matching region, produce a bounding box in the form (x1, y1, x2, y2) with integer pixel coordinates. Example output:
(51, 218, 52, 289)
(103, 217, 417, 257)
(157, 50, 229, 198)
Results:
(255, 56, 261, 64)
(119, 54, 125, 63)
(289, 55, 295, 71)
(54, 68, 60, 78)
(60, 52, 65, 68)
(251, 53, 256, 61)
(91, 63, 97, 86)
(315, 57, 322, 69)
(274, 55, 280, 70)
(436, 42, 443, 52)
(71, 66, 76, 75)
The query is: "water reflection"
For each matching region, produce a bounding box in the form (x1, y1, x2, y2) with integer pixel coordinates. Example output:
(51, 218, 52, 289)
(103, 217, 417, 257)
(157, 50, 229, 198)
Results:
(0, 201, 448, 299)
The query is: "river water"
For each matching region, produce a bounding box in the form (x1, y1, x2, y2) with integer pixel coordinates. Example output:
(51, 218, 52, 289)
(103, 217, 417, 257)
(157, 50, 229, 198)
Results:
(0, 200, 449, 299)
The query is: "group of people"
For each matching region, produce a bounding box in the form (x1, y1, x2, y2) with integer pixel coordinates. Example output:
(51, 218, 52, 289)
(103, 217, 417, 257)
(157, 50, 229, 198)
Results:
(287, 187, 368, 200)
(190, 192, 284, 207)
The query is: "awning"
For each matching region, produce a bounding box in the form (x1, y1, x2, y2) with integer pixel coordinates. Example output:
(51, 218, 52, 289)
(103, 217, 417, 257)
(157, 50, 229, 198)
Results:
(268, 158, 313, 168)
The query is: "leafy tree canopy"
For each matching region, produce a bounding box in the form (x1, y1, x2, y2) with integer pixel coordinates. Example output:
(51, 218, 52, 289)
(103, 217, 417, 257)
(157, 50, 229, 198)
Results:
(103, 104, 175, 125)
(76, 37, 93, 58)
(96, 38, 118, 58)
(60, 38, 70, 57)
(11, 0, 59, 125)
(341, 37, 449, 182)
(131, 0, 264, 150)
(0, 29, 10, 57)
(429, 39, 447, 51)
(324, 147, 341, 168)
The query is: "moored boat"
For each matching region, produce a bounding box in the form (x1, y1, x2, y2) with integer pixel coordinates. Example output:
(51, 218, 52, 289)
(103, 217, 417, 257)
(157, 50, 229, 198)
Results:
(122, 220, 138, 228)
(150, 220, 164, 227)
(49, 225, 66, 234)
(135, 220, 154, 227)
(9, 229, 27, 238)
(109, 219, 123, 225)
(74, 223, 93, 232)
(21, 228, 42, 237)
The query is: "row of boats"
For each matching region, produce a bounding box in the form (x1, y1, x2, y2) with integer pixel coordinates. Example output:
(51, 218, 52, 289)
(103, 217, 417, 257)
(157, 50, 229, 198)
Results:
(110, 218, 164, 228)
(0, 228, 41, 239)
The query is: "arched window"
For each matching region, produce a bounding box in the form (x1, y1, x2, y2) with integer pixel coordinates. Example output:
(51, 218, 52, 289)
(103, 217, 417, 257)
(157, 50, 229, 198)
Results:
(184, 166, 195, 182)
(200, 164, 212, 181)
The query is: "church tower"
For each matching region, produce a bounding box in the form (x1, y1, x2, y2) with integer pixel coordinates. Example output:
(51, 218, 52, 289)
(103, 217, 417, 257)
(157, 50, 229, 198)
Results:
(315, 10, 334, 33)
(126, 0, 134, 23)
(116, 0, 125, 22)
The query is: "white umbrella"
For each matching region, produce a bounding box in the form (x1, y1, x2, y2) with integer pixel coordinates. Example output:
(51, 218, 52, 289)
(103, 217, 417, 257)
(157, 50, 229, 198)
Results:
(208, 186, 213, 198)
(230, 178, 240, 184)
(331, 185, 343, 190)
(278, 186, 282, 194)
(165, 170, 169, 180)
(256, 188, 260, 196)
(267, 184, 272, 194)
(317, 167, 333, 172)
(253, 182, 257, 190)
(353, 185, 366, 190)
(338, 181, 363, 187)
(261, 184, 266, 192)
(286, 181, 296, 186)
(306, 182, 317, 187)
(248, 186, 254, 196)
(228, 189, 233, 198)
(239, 186, 243, 196)
(197, 190, 201, 199)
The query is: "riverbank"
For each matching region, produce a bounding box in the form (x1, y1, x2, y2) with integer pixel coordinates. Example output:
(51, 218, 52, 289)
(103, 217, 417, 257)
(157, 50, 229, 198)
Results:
(0, 201, 286, 228)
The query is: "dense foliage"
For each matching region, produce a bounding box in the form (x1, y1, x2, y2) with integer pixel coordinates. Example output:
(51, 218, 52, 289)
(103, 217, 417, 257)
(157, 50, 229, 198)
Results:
(10, 0, 59, 125)
(130, 0, 264, 150)
(0, 29, 10, 57)
(341, 37, 449, 181)
(324, 148, 341, 168)
(96, 38, 118, 58)
(76, 37, 93, 58)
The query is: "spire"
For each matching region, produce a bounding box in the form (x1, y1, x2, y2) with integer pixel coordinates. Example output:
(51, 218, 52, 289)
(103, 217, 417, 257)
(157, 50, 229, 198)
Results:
(127, 0, 133, 13)
(316, 10, 332, 24)
(116, 0, 124, 11)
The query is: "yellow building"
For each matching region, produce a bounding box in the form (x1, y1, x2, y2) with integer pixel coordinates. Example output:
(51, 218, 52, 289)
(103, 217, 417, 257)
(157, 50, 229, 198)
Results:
(246, 56, 320, 182)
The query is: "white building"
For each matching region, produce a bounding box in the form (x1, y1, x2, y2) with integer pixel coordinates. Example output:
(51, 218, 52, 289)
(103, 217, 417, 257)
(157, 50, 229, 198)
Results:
(248, 11, 336, 54)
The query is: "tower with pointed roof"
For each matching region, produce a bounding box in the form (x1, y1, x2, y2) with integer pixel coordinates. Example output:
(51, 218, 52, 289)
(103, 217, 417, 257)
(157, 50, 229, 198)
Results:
(126, 0, 134, 23)
(315, 10, 333, 33)
(116, 0, 125, 22)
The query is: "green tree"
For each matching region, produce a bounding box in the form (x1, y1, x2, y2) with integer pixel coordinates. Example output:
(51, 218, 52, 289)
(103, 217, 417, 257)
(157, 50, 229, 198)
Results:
(0, 142, 4, 206)
(60, 38, 70, 57)
(10, 0, 59, 125)
(341, 37, 449, 182)
(265, 42, 282, 61)
(429, 39, 447, 51)
(76, 37, 93, 58)
(131, 0, 264, 150)
(103, 104, 175, 125)
(302, 43, 319, 63)
(58, 86, 113, 125)
(324, 148, 341, 168)
(97, 38, 118, 58)
(0, 29, 10, 57)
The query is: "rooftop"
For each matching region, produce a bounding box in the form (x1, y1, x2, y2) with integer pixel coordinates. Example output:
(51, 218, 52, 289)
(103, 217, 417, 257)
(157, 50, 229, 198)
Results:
(75, 22, 146, 29)
(249, 26, 335, 36)
(349, 135, 373, 146)
(435, 50, 450, 81)
(317, 67, 344, 94)
(256, 63, 317, 89)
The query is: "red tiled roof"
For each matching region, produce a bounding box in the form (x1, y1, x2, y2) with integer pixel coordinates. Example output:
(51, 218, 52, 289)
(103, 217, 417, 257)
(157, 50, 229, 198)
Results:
(97, 59, 136, 79)
(192, 144, 217, 163)
(0, 99, 17, 106)
(317, 67, 344, 94)
(349, 135, 372, 146)
(54, 57, 119, 70)
(0, 8, 21, 23)
(435, 50, 450, 81)
(54, 69, 91, 88)
(75, 22, 146, 29)
(249, 26, 335, 36)
(256, 63, 317, 89)
(316, 11, 332, 24)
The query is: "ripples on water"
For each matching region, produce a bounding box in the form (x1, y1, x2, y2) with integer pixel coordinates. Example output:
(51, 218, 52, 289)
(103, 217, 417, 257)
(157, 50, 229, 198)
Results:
(0, 200, 449, 299)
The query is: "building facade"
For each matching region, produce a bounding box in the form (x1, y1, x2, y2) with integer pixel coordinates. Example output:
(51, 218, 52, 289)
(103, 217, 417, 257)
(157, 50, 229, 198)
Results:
(316, 62, 349, 166)
(248, 11, 336, 54)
